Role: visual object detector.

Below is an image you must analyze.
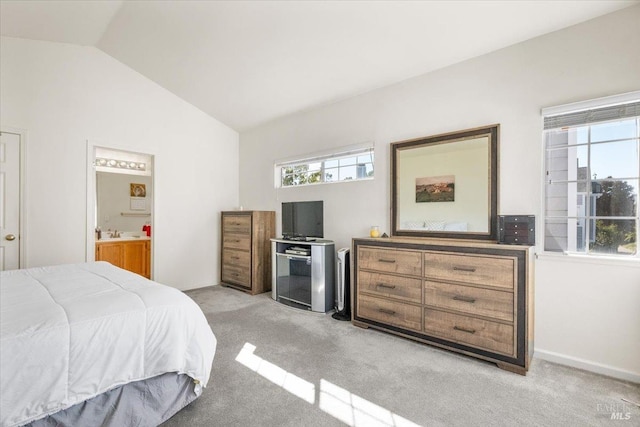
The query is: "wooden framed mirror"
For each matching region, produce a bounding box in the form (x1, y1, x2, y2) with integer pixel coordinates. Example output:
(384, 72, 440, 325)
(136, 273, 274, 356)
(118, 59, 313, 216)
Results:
(391, 124, 498, 240)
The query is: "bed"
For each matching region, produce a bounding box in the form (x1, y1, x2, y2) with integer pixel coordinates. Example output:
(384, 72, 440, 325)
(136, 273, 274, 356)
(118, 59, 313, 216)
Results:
(0, 262, 216, 427)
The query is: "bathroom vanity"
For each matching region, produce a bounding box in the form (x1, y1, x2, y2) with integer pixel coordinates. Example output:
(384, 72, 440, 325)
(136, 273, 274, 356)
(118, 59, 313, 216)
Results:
(95, 237, 151, 279)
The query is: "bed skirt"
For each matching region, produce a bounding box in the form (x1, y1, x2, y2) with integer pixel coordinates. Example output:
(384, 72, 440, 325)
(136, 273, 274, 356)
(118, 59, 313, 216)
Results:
(28, 373, 199, 427)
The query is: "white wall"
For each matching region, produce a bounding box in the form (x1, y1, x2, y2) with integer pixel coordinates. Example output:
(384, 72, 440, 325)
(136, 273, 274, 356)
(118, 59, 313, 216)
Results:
(0, 36, 239, 290)
(240, 6, 640, 379)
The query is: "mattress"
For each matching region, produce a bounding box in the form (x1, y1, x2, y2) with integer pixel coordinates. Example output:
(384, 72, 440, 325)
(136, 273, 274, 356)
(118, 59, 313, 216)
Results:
(0, 262, 216, 427)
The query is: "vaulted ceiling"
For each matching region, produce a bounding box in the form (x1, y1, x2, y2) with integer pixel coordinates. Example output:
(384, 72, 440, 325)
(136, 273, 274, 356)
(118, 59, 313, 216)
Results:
(1, 0, 637, 131)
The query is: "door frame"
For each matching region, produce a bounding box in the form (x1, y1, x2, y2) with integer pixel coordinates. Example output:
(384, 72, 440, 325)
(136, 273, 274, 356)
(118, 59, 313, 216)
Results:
(85, 140, 156, 279)
(1, 127, 28, 269)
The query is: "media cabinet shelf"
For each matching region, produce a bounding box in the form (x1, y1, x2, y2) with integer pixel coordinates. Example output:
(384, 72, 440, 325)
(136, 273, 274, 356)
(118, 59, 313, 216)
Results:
(271, 239, 335, 312)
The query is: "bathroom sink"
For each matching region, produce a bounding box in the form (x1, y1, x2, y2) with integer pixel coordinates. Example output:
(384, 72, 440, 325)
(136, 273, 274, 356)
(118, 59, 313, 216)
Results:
(120, 232, 144, 238)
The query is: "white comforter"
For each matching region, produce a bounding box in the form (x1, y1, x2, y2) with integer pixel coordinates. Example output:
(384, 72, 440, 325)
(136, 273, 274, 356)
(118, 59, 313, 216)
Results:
(0, 262, 216, 427)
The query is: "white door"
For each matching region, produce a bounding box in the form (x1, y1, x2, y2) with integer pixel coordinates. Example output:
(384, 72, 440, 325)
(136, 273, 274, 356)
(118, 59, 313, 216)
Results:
(0, 131, 21, 270)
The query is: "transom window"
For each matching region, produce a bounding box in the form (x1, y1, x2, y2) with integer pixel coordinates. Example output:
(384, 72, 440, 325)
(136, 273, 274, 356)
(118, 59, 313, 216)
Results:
(276, 146, 374, 188)
(542, 93, 639, 257)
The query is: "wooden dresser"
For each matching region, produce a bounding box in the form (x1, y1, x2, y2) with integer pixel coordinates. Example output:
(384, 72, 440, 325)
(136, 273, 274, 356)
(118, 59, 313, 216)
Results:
(221, 211, 275, 295)
(353, 237, 534, 374)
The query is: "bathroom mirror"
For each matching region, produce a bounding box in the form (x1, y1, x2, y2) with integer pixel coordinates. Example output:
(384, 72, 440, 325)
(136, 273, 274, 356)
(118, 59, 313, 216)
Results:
(96, 172, 152, 233)
(391, 125, 498, 240)
(94, 147, 153, 237)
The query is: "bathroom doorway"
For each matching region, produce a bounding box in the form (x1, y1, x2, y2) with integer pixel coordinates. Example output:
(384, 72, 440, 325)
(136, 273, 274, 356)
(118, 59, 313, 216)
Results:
(86, 143, 155, 278)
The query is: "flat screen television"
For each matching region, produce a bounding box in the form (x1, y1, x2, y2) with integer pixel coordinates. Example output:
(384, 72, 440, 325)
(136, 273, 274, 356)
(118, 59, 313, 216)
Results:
(282, 201, 323, 240)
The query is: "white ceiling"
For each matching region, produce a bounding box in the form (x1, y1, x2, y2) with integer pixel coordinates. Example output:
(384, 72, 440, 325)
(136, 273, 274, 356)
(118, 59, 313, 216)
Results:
(1, 0, 638, 132)
(0, 0, 123, 46)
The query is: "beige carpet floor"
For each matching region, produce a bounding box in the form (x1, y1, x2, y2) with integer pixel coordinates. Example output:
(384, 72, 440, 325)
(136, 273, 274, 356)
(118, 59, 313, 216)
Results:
(162, 286, 640, 427)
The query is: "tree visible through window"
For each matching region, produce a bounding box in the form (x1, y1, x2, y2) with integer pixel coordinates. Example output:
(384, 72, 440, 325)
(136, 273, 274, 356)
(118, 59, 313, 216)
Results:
(277, 147, 374, 188)
(543, 96, 639, 257)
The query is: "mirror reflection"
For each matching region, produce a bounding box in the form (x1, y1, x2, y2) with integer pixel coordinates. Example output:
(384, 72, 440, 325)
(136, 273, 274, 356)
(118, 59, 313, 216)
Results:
(391, 125, 498, 240)
(96, 172, 152, 235)
(94, 147, 153, 238)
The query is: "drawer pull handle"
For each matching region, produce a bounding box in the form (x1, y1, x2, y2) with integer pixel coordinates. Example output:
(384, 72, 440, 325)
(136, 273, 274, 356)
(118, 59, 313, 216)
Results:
(453, 295, 476, 303)
(378, 258, 396, 263)
(378, 308, 396, 315)
(453, 266, 476, 273)
(376, 283, 396, 289)
(453, 326, 476, 334)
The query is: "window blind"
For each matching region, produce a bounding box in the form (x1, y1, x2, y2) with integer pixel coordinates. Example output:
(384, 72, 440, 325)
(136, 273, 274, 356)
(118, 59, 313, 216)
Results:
(543, 100, 640, 130)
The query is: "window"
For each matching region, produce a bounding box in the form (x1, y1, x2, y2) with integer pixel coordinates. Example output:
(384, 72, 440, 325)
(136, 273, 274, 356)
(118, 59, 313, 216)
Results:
(276, 146, 374, 188)
(542, 92, 640, 257)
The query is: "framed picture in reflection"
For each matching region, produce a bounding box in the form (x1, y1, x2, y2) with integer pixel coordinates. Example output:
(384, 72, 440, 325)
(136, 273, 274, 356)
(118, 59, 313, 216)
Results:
(130, 183, 146, 198)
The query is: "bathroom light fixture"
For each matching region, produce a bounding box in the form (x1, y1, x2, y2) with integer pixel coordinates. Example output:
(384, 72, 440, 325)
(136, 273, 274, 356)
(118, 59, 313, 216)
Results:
(96, 158, 146, 171)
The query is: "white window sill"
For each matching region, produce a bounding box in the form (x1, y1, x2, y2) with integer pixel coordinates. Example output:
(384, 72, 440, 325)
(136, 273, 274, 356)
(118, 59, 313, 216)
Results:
(536, 250, 640, 268)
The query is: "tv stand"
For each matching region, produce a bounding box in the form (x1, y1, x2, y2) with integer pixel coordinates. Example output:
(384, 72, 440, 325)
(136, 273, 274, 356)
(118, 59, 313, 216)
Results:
(282, 236, 317, 242)
(271, 238, 335, 312)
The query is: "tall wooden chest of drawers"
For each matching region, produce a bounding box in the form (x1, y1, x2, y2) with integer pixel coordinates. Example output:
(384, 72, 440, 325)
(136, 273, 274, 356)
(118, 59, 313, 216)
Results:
(353, 237, 534, 374)
(221, 211, 275, 295)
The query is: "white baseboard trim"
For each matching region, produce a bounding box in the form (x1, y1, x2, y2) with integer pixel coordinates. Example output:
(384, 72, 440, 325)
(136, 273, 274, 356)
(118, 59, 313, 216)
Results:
(535, 349, 640, 383)
(180, 283, 218, 292)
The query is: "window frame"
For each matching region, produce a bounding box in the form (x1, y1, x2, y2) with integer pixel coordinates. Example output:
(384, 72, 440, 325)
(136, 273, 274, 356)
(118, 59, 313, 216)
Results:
(275, 144, 374, 188)
(541, 91, 640, 260)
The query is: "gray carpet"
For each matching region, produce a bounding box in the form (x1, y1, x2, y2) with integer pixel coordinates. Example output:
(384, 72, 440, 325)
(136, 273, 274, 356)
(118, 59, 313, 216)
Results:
(162, 286, 640, 426)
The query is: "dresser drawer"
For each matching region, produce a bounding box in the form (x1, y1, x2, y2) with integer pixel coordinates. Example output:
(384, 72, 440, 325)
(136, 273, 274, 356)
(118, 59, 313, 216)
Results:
(424, 280, 513, 322)
(424, 252, 514, 290)
(223, 233, 251, 251)
(358, 271, 422, 303)
(222, 263, 251, 287)
(358, 294, 422, 332)
(501, 234, 529, 245)
(223, 215, 251, 234)
(358, 247, 422, 276)
(424, 308, 514, 356)
(223, 248, 251, 269)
